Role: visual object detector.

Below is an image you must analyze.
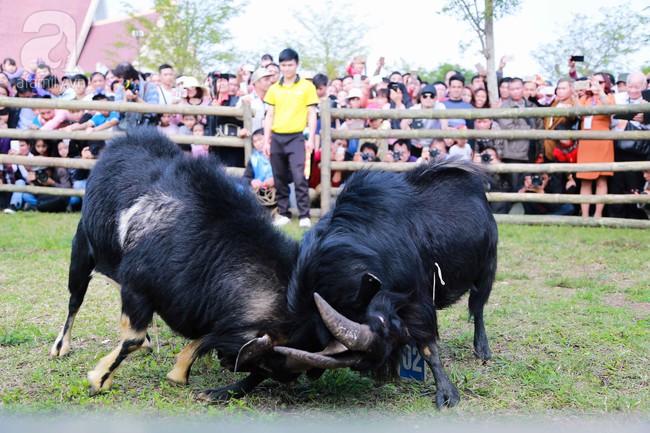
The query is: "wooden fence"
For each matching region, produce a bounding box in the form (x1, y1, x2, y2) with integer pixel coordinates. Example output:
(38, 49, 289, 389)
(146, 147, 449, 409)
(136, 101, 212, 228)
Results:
(318, 102, 650, 228)
(1, 97, 650, 227)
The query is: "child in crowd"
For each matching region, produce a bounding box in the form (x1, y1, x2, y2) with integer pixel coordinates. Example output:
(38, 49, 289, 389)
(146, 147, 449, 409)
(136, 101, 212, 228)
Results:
(241, 128, 274, 192)
(64, 94, 120, 134)
(190, 122, 208, 157)
(179, 114, 197, 135)
(157, 113, 179, 136)
(448, 125, 473, 160)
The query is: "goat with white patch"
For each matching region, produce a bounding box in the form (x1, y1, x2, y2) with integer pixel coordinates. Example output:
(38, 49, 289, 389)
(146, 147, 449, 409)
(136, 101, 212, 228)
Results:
(51, 128, 299, 398)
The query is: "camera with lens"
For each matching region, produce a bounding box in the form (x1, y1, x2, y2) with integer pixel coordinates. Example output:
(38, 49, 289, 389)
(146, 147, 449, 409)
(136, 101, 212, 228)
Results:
(481, 152, 493, 164)
(361, 152, 374, 161)
(411, 119, 424, 130)
(392, 150, 403, 161)
(34, 169, 49, 184)
(430, 148, 440, 158)
(124, 79, 139, 94)
(531, 174, 543, 187)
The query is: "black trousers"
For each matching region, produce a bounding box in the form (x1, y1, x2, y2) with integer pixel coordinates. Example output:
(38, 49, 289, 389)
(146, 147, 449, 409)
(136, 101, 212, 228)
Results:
(607, 148, 646, 218)
(270, 132, 310, 219)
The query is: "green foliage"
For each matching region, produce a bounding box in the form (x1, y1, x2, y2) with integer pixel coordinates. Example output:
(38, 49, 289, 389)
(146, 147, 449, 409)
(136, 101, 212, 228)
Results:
(537, 4, 650, 82)
(120, 0, 245, 77)
(278, 0, 371, 79)
(420, 63, 476, 85)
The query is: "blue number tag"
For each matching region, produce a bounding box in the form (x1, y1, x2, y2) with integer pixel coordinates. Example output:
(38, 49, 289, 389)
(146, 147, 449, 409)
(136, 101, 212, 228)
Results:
(399, 343, 426, 382)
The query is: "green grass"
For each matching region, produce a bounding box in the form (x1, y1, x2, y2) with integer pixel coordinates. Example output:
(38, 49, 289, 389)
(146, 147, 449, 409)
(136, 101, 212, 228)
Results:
(0, 213, 649, 419)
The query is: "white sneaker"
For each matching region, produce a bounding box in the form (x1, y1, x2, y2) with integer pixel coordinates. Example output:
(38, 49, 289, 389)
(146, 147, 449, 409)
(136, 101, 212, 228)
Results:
(299, 218, 312, 228)
(273, 215, 291, 227)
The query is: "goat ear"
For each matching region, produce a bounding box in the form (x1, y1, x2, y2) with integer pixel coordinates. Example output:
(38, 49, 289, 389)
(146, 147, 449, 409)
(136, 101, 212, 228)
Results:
(355, 273, 382, 306)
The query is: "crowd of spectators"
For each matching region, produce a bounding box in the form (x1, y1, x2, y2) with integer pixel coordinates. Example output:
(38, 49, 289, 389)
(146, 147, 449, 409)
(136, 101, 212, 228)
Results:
(1, 53, 649, 219)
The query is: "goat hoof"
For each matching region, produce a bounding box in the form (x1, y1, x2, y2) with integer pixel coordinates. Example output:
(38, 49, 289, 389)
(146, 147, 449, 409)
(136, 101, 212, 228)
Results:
(194, 387, 234, 403)
(87, 370, 112, 396)
(435, 387, 460, 409)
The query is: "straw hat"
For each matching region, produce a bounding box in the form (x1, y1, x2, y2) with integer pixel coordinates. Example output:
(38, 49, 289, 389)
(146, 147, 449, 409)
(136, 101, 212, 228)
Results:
(181, 76, 208, 93)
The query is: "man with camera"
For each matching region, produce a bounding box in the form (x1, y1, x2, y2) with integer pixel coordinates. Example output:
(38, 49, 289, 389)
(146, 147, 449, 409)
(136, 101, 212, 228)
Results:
(400, 84, 447, 157)
(382, 139, 417, 163)
(472, 147, 512, 214)
(517, 172, 575, 216)
(113, 62, 159, 130)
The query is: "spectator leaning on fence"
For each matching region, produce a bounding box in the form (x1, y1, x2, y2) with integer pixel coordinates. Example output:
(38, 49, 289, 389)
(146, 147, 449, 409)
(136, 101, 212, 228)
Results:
(113, 62, 159, 130)
(543, 78, 577, 161)
(496, 77, 542, 188)
(3, 139, 33, 213)
(442, 74, 474, 128)
(41, 75, 76, 101)
(608, 71, 650, 219)
(400, 84, 447, 158)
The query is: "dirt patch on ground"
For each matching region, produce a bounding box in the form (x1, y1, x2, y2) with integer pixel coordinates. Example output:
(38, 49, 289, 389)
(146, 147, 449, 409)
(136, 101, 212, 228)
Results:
(603, 293, 650, 313)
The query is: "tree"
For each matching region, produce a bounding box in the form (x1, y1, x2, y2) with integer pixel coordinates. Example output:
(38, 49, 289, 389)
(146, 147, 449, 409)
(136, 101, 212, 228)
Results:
(120, 0, 245, 77)
(277, 0, 371, 79)
(536, 5, 650, 82)
(441, 0, 521, 104)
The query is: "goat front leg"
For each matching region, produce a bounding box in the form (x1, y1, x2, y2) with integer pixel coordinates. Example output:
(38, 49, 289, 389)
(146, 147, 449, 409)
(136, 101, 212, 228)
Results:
(87, 313, 147, 395)
(417, 341, 460, 408)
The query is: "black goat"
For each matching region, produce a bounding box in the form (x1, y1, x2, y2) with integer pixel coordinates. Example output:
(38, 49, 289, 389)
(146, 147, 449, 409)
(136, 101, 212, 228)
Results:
(50, 129, 299, 398)
(274, 159, 498, 408)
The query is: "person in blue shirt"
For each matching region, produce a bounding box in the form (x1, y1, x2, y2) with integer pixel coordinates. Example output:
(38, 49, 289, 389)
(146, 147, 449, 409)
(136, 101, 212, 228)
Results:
(241, 128, 274, 192)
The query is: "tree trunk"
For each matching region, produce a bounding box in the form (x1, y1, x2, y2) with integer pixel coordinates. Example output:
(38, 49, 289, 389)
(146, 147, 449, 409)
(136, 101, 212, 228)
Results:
(484, 0, 499, 105)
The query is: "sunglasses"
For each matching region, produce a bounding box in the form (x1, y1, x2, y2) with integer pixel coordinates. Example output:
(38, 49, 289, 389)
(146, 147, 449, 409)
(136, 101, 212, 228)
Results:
(421, 93, 435, 99)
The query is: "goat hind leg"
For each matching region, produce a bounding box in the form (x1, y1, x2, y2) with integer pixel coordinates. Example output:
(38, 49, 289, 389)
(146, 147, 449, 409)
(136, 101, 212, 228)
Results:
(51, 227, 95, 357)
(167, 337, 204, 385)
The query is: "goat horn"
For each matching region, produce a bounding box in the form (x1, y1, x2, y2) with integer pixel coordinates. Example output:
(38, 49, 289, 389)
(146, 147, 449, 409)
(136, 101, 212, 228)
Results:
(234, 334, 273, 373)
(274, 346, 363, 370)
(314, 293, 376, 352)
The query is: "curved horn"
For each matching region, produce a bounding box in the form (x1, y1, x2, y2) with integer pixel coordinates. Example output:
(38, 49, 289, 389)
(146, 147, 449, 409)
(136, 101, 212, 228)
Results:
(314, 293, 377, 352)
(234, 334, 274, 373)
(274, 346, 363, 370)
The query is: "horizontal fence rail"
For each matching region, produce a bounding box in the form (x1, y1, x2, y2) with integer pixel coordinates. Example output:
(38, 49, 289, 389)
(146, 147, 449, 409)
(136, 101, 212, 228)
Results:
(332, 102, 650, 120)
(0, 97, 252, 160)
(319, 102, 650, 228)
(0, 96, 247, 117)
(2, 97, 649, 228)
(332, 128, 650, 141)
(0, 128, 245, 147)
(329, 161, 650, 173)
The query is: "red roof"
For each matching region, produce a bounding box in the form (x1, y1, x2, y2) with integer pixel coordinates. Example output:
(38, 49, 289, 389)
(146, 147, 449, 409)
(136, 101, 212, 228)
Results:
(77, 12, 158, 73)
(0, 2, 157, 76)
(0, 1, 95, 76)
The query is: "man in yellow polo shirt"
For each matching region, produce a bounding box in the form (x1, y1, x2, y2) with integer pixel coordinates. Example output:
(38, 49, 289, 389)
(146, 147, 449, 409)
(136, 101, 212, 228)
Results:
(263, 48, 319, 228)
